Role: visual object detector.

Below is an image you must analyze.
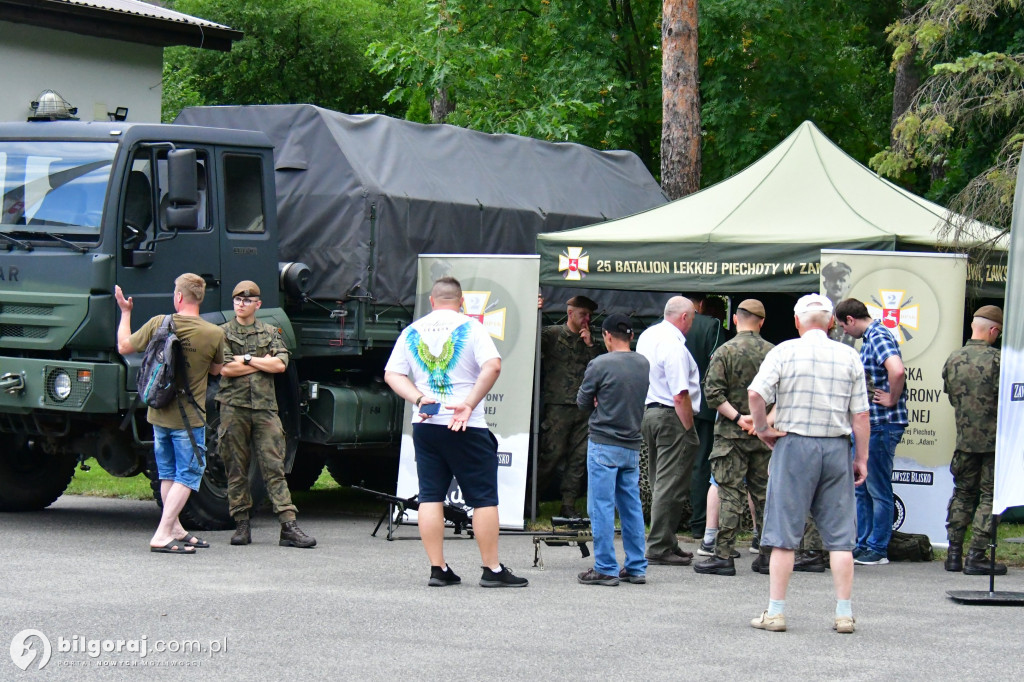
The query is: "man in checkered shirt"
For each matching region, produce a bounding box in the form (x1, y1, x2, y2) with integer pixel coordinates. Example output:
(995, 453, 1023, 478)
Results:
(747, 293, 869, 634)
(836, 298, 908, 567)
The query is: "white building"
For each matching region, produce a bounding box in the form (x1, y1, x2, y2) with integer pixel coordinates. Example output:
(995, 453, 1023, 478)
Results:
(0, 0, 241, 123)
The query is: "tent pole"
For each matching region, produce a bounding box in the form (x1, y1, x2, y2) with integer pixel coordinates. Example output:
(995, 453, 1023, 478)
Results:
(530, 303, 542, 524)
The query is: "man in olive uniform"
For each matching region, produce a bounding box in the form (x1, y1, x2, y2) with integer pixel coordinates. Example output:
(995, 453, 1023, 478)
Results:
(686, 295, 727, 537)
(942, 305, 1004, 575)
(538, 295, 603, 517)
(218, 280, 316, 548)
(694, 300, 773, 576)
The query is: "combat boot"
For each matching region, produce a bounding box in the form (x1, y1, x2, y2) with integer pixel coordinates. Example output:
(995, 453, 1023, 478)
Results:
(793, 550, 827, 572)
(280, 521, 317, 548)
(944, 544, 963, 572)
(963, 549, 1007, 576)
(230, 519, 251, 546)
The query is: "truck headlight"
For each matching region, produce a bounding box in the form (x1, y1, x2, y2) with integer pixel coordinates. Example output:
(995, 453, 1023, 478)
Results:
(49, 369, 72, 401)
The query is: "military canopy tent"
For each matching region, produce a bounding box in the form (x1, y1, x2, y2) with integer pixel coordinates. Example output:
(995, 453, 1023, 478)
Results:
(175, 104, 667, 307)
(537, 121, 1007, 297)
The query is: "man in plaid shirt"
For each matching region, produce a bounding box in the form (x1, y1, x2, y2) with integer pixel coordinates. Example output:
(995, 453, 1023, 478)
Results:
(836, 298, 908, 566)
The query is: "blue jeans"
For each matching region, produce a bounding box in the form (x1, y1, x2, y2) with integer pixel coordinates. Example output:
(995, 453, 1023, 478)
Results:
(855, 423, 905, 555)
(586, 441, 648, 576)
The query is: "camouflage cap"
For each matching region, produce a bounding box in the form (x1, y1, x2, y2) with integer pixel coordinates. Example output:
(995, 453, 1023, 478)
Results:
(974, 305, 1003, 326)
(232, 280, 261, 298)
(567, 295, 597, 312)
(737, 299, 766, 318)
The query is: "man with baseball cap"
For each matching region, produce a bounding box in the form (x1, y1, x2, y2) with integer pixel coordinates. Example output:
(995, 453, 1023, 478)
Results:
(538, 294, 603, 517)
(694, 299, 774, 576)
(942, 305, 1005, 575)
(835, 297, 908, 566)
(575, 313, 650, 585)
(217, 280, 316, 548)
(748, 293, 869, 633)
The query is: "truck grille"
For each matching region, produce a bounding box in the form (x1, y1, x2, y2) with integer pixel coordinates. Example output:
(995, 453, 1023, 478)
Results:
(0, 304, 53, 316)
(0, 324, 49, 339)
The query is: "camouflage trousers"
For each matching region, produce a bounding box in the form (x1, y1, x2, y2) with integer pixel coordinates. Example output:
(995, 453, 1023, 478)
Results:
(537, 404, 590, 505)
(218, 404, 297, 522)
(710, 435, 769, 559)
(946, 450, 995, 551)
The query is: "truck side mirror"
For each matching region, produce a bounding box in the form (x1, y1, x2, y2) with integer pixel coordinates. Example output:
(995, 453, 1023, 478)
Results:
(166, 149, 198, 231)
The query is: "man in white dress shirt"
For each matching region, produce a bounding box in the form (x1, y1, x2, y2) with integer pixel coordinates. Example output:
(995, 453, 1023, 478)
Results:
(636, 296, 702, 565)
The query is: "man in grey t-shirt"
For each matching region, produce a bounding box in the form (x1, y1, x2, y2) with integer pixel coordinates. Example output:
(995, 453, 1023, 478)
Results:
(575, 314, 650, 586)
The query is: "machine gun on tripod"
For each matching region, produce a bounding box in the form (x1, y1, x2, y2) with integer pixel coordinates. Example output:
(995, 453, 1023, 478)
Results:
(532, 516, 602, 567)
(351, 484, 474, 541)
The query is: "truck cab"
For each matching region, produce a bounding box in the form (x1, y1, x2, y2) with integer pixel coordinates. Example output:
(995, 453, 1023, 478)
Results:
(0, 120, 291, 520)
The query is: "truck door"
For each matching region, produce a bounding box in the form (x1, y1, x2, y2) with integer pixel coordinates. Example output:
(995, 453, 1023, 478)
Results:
(217, 150, 279, 311)
(117, 146, 222, 322)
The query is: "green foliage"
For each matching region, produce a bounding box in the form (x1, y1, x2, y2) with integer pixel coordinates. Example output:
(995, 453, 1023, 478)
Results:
(871, 0, 1024, 232)
(367, 1, 662, 169)
(162, 0, 411, 122)
(699, 0, 898, 186)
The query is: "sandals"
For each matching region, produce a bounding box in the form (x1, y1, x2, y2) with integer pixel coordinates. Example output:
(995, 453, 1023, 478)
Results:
(150, 541, 196, 554)
(177, 533, 210, 549)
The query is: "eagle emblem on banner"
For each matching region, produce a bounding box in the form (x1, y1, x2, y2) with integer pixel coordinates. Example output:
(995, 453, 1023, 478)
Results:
(866, 289, 919, 343)
(462, 291, 507, 341)
(558, 246, 590, 281)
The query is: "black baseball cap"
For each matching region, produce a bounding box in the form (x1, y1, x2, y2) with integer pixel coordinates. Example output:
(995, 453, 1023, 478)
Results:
(602, 313, 633, 335)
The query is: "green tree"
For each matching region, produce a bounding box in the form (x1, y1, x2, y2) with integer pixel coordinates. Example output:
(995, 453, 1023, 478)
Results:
(871, 0, 1024, 233)
(162, 0, 412, 122)
(367, 1, 663, 169)
(699, 0, 899, 187)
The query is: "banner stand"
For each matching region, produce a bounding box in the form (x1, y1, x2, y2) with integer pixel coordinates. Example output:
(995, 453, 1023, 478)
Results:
(947, 518, 1024, 605)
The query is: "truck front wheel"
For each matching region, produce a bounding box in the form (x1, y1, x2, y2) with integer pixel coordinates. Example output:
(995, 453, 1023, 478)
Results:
(0, 436, 77, 511)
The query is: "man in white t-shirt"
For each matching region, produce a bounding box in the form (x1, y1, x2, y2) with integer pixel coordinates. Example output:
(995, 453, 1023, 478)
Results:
(384, 276, 528, 588)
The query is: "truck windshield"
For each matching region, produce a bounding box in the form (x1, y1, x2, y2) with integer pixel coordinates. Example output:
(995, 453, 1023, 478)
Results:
(0, 141, 115, 243)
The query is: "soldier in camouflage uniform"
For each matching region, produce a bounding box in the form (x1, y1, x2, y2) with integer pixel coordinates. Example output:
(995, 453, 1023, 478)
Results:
(694, 300, 773, 576)
(538, 295, 603, 517)
(942, 305, 1003, 575)
(218, 281, 316, 548)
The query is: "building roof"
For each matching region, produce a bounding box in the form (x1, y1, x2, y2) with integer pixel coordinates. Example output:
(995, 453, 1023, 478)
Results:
(0, 0, 243, 51)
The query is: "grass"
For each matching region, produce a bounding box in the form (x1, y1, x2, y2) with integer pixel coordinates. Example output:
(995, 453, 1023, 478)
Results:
(63, 462, 1024, 565)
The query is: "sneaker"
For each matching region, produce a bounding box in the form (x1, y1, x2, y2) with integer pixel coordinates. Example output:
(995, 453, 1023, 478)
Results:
(697, 541, 715, 556)
(618, 568, 646, 584)
(750, 535, 761, 554)
(480, 564, 529, 588)
(577, 568, 620, 586)
(750, 610, 786, 632)
(834, 615, 856, 634)
(853, 549, 888, 565)
(428, 565, 461, 587)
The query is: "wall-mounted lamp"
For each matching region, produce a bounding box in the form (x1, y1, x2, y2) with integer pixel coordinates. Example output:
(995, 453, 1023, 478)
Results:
(28, 89, 79, 121)
(108, 107, 129, 122)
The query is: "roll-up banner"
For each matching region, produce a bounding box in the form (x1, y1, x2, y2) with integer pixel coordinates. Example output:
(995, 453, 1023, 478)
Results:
(994, 163, 1024, 514)
(395, 255, 540, 529)
(821, 249, 966, 543)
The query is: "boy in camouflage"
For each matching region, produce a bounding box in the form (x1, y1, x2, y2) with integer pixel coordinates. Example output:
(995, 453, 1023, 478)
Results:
(942, 305, 1003, 575)
(218, 280, 315, 548)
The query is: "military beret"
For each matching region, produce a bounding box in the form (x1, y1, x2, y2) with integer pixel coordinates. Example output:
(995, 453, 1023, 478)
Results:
(232, 280, 261, 298)
(737, 299, 766, 318)
(974, 305, 1003, 326)
(567, 295, 597, 312)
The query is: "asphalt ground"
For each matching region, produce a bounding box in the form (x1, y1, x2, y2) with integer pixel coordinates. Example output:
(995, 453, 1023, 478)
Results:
(2, 495, 1024, 681)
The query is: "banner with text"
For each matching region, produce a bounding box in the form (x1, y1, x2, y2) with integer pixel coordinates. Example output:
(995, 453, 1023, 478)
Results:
(396, 255, 539, 529)
(994, 163, 1024, 514)
(535, 238, 1005, 297)
(821, 249, 966, 544)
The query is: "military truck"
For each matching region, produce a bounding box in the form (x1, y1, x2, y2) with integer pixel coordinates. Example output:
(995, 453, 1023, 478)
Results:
(0, 104, 666, 529)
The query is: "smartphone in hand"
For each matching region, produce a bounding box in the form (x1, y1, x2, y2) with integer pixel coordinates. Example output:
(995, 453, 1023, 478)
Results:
(420, 402, 441, 415)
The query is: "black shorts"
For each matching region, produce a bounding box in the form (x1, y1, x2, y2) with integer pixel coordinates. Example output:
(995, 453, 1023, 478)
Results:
(412, 423, 499, 508)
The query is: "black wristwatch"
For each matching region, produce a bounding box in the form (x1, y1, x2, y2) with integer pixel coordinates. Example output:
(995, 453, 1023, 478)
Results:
(243, 354, 252, 365)
(731, 412, 741, 424)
